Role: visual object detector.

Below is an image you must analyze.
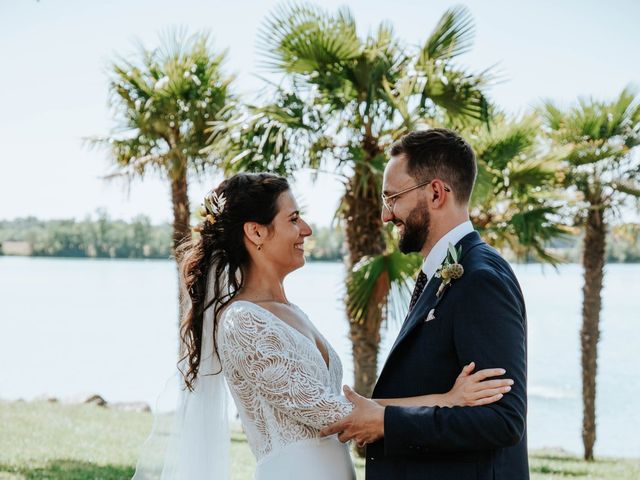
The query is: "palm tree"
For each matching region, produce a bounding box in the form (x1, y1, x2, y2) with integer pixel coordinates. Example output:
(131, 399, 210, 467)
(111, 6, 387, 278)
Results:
(214, 3, 493, 400)
(467, 114, 572, 264)
(90, 30, 235, 316)
(542, 86, 640, 460)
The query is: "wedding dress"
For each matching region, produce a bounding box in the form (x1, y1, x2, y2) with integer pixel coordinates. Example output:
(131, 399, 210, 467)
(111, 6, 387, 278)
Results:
(132, 295, 355, 480)
(218, 300, 356, 480)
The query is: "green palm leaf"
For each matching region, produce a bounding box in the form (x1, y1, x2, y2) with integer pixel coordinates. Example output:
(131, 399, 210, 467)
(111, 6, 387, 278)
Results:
(346, 249, 423, 325)
(417, 64, 493, 124)
(542, 86, 640, 167)
(258, 3, 361, 74)
(208, 89, 331, 176)
(419, 5, 475, 62)
(468, 114, 571, 264)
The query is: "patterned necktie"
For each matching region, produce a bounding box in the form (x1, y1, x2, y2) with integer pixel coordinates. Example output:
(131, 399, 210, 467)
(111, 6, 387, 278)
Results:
(408, 270, 428, 312)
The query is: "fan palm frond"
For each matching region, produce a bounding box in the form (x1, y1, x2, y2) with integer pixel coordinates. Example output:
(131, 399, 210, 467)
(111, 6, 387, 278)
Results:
(346, 249, 423, 325)
(258, 3, 362, 74)
(419, 5, 475, 63)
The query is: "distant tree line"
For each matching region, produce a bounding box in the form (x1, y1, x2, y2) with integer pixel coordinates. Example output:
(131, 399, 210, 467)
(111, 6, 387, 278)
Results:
(552, 223, 640, 264)
(0, 211, 172, 259)
(0, 212, 346, 261)
(2, 214, 638, 263)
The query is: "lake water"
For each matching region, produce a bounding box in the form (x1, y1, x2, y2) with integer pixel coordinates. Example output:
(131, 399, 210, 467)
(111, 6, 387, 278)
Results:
(1, 257, 638, 457)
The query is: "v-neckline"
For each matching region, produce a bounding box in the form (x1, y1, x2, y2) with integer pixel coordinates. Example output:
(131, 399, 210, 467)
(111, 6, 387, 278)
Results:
(232, 300, 331, 372)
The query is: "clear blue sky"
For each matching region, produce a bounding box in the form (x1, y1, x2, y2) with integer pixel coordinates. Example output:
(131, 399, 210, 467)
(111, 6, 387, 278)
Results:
(1, 0, 638, 226)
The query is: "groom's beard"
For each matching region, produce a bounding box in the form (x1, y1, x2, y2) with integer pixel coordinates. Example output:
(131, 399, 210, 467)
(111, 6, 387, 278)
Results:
(398, 204, 430, 254)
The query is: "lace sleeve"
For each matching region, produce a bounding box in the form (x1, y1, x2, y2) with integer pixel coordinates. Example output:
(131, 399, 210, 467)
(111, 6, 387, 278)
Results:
(219, 305, 352, 430)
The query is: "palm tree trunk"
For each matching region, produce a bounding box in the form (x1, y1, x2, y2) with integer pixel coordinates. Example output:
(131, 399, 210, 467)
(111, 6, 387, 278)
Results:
(580, 204, 606, 461)
(348, 307, 382, 396)
(170, 172, 191, 253)
(170, 170, 191, 322)
(344, 163, 386, 398)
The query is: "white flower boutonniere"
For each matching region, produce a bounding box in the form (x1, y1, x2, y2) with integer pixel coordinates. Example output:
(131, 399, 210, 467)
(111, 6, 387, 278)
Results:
(434, 242, 464, 298)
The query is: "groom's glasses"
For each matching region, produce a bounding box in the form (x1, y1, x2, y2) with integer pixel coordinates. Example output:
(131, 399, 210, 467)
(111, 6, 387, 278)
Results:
(381, 179, 451, 212)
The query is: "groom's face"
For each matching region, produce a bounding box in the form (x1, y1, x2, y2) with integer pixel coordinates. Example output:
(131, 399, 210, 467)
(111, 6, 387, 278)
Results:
(382, 155, 431, 254)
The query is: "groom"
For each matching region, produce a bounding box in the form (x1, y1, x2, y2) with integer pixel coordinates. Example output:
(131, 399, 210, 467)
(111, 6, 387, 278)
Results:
(321, 129, 528, 479)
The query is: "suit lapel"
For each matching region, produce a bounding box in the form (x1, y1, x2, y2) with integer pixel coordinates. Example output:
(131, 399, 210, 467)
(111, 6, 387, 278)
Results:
(387, 275, 441, 358)
(378, 231, 485, 377)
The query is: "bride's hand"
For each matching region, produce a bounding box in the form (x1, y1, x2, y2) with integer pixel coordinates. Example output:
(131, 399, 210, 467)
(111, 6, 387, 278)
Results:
(444, 362, 513, 407)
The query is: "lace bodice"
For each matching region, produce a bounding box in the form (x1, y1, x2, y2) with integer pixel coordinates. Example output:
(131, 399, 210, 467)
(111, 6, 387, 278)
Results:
(218, 301, 352, 461)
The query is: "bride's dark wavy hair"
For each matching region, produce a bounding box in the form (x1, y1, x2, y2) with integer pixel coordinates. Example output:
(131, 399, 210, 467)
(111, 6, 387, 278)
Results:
(176, 172, 290, 390)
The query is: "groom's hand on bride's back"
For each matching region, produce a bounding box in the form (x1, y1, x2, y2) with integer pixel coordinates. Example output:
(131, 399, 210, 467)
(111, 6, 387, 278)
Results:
(319, 385, 385, 447)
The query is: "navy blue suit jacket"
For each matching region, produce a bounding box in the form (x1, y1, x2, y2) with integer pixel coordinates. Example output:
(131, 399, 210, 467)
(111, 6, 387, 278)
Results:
(366, 231, 529, 480)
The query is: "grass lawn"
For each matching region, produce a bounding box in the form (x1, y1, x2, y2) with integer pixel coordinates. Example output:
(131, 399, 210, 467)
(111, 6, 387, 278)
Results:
(1, 400, 638, 479)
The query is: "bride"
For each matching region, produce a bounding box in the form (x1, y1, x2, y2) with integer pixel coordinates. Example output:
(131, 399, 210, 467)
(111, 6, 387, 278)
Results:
(133, 172, 512, 479)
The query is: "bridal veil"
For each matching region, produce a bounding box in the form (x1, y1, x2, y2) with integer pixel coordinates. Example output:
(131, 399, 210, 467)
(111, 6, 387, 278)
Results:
(132, 262, 231, 479)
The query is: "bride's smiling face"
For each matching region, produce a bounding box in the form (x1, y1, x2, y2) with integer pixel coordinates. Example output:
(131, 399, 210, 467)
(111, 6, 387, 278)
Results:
(255, 190, 312, 275)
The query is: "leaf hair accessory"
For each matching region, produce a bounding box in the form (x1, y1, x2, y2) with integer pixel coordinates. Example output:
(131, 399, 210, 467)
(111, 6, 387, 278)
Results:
(203, 190, 227, 225)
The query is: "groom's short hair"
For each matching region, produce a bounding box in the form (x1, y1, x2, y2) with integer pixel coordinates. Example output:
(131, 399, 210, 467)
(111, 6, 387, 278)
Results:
(390, 128, 477, 205)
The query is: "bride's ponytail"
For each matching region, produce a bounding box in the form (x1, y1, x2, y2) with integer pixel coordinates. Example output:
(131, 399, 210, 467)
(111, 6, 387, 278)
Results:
(176, 173, 290, 391)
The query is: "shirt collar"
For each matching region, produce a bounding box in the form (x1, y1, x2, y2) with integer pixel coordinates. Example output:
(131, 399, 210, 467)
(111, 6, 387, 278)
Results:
(421, 220, 474, 280)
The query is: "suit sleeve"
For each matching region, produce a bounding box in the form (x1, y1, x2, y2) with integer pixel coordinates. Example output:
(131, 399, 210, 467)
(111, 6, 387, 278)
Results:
(383, 267, 527, 455)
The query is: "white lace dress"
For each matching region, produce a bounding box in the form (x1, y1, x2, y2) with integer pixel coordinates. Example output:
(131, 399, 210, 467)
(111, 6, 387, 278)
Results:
(218, 300, 355, 480)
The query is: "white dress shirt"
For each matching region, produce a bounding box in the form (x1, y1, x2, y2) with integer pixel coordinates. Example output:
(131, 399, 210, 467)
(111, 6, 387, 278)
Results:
(422, 220, 474, 285)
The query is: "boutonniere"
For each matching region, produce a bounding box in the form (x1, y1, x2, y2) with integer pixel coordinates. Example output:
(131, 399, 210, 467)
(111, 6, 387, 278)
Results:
(434, 242, 464, 298)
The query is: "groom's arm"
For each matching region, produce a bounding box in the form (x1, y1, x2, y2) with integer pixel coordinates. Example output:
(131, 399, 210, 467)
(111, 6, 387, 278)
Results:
(383, 267, 527, 455)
